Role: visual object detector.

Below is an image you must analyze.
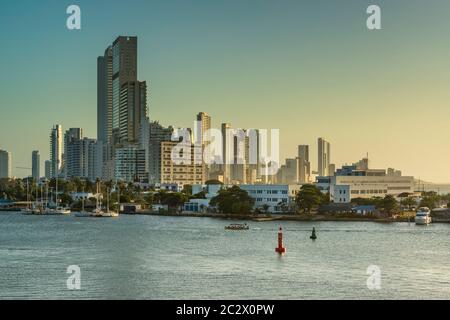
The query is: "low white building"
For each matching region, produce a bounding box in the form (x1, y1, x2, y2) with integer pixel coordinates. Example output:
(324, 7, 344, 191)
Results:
(191, 184, 300, 213)
(324, 165, 415, 203)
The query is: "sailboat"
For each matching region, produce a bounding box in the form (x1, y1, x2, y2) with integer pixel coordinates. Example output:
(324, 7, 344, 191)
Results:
(93, 186, 119, 218)
(53, 178, 71, 215)
(21, 179, 33, 215)
(74, 188, 92, 217)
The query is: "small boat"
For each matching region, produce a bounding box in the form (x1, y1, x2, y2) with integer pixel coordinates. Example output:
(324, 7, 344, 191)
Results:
(53, 207, 71, 215)
(74, 211, 93, 217)
(225, 223, 249, 230)
(415, 207, 432, 225)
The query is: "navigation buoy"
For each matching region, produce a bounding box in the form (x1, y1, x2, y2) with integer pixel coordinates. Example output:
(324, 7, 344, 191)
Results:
(310, 227, 317, 240)
(275, 227, 286, 254)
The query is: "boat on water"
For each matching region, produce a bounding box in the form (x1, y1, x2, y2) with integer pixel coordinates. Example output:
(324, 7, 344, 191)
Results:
(74, 211, 93, 217)
(225, 223, 249, 230)
(75, 183, 119, 218)
(415, 207, 432, 225)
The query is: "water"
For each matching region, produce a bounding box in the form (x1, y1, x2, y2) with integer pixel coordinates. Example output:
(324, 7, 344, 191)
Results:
(1, 212, 450, 299)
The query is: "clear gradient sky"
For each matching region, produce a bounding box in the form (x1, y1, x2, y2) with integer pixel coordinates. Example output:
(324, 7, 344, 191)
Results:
(1, 0, 450, 182)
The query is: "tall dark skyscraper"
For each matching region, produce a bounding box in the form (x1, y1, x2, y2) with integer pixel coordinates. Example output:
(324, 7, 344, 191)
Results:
(32, 151, 40, 180)
(119, 80, 147, 143)
(112, 36, 138, 144)
(97, 36, 149, 182)
(97, 47, 113, 144)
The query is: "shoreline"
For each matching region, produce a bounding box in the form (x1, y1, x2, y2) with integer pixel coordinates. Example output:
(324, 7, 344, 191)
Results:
(128, 211, 450, 224)
(3, 209, 450, 223)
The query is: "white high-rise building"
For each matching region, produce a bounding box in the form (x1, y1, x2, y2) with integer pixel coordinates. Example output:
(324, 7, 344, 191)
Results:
(50, 125, 63, 178)
(0, 149, 12, 179)
(318, 137, 331, 177)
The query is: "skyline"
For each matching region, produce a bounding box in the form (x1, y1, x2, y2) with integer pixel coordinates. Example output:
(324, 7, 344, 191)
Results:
(2, 1, 450, 182)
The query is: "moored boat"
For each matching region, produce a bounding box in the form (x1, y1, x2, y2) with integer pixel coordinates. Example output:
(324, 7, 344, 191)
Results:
(415, 207, 432, 225)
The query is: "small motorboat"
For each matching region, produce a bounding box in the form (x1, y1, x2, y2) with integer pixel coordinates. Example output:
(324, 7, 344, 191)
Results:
(225, 223, 249, 230)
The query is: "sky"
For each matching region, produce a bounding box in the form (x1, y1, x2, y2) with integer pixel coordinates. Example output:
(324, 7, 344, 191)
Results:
(1, 0, 450, 182)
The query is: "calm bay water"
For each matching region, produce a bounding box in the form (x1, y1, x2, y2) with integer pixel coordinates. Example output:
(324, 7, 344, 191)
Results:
(0, 212, 450, 299)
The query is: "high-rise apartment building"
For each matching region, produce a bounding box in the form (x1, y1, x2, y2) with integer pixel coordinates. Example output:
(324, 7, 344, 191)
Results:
(114, 146, 146, 182)
(64, 128, 83, 178)
(148, 122, 174, 184)
(65, 135, 103, 181)
(160, 141, 204, 186)
(0, 149, 12, 179)
(318, 137, 331, 177)
(298, 145, 311, 183)
(32, 151, 40, 180)
(50, 125, 63, 178)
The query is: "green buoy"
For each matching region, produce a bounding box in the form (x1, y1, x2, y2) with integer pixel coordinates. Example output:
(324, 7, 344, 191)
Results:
(310, 227, 317, 240)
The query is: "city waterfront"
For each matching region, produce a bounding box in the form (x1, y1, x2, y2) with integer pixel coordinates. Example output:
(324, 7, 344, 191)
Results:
(1, 212, 449, 299)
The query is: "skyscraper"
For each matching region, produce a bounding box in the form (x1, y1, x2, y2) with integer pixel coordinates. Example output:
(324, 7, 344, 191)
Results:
(32, 151, 40, 180)
(64, 128, 83, 178)
(298, 145, 311, 183)
(221, 123, 232, 184)
(50, 125, 63, 178)
(45, 160, 51, 180)
(196, 112, 211, 146)
(148, 121, 174, 184)
(0, 149, 12, 179)
(111, 36, 138, 143)
(97, 47, 113, 144)
(119, 80, 147, 144)
(318, 137, 331, 176)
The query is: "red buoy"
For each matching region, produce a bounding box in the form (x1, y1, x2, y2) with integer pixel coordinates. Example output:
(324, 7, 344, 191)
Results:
(275, 227, 286, 254)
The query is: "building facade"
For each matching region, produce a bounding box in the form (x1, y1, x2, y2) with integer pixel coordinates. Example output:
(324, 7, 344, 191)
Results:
(318, 137, 331, 177)
(325, 165, 414, 203)
(114, 146, 146, 182)
(32, 151, 40, 180)
(0, 149, 12, 179)
(148, 121, 174, 184)
(160, 141, 204, 187)
(49, 125, 63, 178)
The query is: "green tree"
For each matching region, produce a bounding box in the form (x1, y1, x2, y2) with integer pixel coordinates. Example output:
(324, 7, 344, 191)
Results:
(401, 196, 417, 209)
(160, 192, 189, 211)
(295, 184, 324, 214)
(210, 186, 254, 214)
(205, 179, 223, 185)
(378, 195, 399, 214)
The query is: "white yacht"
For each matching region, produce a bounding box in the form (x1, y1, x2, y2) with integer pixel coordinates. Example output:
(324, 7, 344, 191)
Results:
(415, 207, 432, 225)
